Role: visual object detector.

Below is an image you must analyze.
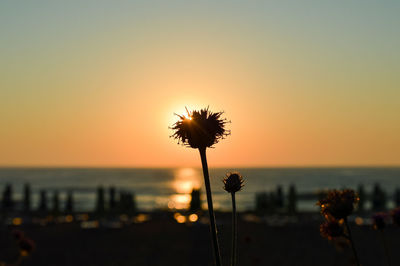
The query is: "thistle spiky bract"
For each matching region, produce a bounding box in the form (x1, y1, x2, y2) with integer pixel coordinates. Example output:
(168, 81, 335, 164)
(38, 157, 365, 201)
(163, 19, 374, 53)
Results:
(171, 107, 230, 149)
(223, 172, 244, 194)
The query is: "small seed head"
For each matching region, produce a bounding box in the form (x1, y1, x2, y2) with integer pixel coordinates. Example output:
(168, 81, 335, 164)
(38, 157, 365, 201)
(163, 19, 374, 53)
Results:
(223, 172, 244, 193)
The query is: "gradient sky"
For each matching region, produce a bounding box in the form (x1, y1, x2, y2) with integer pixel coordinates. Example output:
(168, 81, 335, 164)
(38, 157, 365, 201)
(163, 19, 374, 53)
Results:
(1, 1, 399, 167)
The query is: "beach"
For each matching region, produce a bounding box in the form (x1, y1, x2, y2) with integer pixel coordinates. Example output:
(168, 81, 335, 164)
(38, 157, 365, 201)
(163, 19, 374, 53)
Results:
(1, 211, 399, 266)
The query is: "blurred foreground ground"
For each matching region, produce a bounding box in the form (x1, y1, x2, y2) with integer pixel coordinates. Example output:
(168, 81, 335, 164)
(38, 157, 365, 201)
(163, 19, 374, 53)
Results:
(0, 212, 399, 266)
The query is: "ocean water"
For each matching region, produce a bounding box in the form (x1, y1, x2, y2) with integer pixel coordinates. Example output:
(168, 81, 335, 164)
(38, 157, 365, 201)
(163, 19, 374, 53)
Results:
(0, 167, 399, 212)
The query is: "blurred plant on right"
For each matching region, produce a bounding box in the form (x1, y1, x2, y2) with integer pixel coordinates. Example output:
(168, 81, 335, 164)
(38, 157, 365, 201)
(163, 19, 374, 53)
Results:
(317, 189, 360, 266)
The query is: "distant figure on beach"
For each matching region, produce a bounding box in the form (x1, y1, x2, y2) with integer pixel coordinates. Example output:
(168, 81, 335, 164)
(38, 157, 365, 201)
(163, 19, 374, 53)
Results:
(275, 185, 284, 210)
(357, 184, 366, 212)
(118, 192, 136, 215)
(23, 183, 31, 213)
(96, 186, 105, 215)
(52, 190, 60, 215)
(287, 184, 297, 214)
(395, 188, 400, 207)
(372, 183, 386, 211)
(190, 188, 201, 212)
(109, 186, 117, 211)
(65, 191, 74, 214)
(2, 184, 14, 212)
(38, 190, 48, 213)
(255, 192, 270, 214)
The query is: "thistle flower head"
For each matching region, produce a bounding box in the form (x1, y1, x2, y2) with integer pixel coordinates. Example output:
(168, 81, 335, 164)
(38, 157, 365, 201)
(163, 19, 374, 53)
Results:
(171, 107, 230, 149)
(318, 189, 359, 220)
(372, 212, 388, 231)
(320, 220, 344, 240)
(391, 207, 400, 226)
(223, 172, 244, 193)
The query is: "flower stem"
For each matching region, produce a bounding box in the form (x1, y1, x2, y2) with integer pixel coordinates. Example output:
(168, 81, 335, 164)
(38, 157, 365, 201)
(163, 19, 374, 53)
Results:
(380, 230, 392, 266)
(231, 192, 237, 266)
(344, 217, 360, 266)
(199, 147, 222, 266)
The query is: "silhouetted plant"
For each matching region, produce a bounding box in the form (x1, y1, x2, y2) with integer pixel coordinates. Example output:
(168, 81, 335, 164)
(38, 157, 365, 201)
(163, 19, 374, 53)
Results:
(319, 189, 359, 220)
(223, 172, 244, 266)
(372, 212, 391, 266)
(318, 189, 360, 266)
(171, 107, 229, 266)
(23, 183, 31, 213)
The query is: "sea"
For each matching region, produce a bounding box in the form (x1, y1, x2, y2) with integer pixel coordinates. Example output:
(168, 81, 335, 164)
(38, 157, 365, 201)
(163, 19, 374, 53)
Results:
(0, 167, 399, 212)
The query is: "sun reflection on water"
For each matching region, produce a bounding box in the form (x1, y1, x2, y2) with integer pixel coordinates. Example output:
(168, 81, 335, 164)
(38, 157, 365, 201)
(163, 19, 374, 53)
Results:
(168, 168, 202, 210)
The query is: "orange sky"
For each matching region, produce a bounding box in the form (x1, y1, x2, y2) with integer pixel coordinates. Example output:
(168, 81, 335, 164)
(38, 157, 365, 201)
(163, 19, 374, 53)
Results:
(1, 1, 399, 167)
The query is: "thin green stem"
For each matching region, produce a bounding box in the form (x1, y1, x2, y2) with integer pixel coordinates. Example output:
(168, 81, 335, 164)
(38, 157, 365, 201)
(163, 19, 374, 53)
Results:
(344, 217, 360, 266)
(380, 230, 391, 266)
(231, 192, 237, 266)
(199, 147, 222, 266)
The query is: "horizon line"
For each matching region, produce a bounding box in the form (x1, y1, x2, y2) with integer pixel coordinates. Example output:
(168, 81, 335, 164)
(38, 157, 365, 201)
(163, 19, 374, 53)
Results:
(1, 164, 400, 169)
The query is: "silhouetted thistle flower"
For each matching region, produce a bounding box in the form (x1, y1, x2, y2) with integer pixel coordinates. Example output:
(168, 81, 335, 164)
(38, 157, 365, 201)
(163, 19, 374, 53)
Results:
(318, 189, 360, 266)
(318, 189, 359, 220)
(391, 207, 400, 226)
(171, 107, 230, 149)
(223, 172, 244, 193)
(320, 220, 344, 240)
(171, 107, 230, 266)
(223, 172, 244, 266)
(372, 212, 388, 231)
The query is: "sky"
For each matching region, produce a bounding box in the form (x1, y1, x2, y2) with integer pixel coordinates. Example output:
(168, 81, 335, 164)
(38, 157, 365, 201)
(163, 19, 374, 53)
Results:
(0, 1, 399, 167)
